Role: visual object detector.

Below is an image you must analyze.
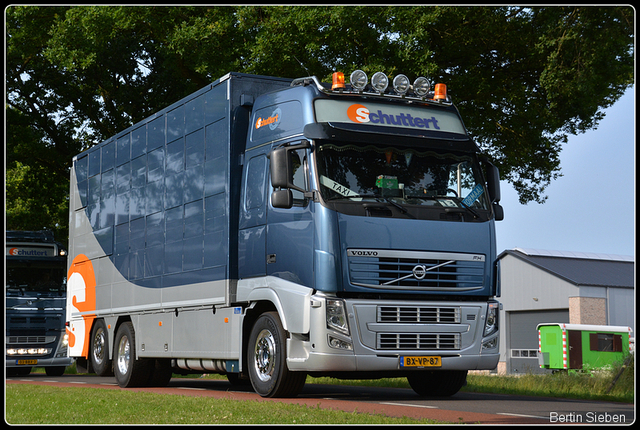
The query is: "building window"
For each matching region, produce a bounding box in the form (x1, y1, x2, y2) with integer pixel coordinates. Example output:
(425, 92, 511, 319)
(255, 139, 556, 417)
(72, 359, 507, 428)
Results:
(511, 349, 538, 358)
(589, 333, 622, 352)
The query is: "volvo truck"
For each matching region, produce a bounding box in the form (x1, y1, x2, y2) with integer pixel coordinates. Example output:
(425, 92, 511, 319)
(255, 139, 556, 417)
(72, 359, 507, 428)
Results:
(67, 70, 504, 397)
(6, 230, 72, 376)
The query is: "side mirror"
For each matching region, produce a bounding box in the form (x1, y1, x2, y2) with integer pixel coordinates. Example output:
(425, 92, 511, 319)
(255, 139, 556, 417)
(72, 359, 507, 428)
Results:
(270, 146, 292, 189)
(493, 203, 504, 221)
(269, 141, 311, 210)
(485, 162, 501, 203)
(271, 189, 293, 209)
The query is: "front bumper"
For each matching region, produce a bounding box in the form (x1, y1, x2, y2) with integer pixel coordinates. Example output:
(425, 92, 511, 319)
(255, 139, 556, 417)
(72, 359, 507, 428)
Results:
(6, 357, 74, 368)
(287, 296, 500, 373)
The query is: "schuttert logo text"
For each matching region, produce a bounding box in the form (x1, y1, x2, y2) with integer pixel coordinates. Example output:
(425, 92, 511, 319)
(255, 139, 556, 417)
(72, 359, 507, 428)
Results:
(347, 103, 440, 130)
(9, 247, 49, 256)
(255, 108, 282, 131)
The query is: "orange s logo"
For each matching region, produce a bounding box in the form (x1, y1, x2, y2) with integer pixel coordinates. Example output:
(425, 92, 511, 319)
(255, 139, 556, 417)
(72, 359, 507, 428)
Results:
(66, 254, 96, 358)
(347, 104, 370, 123)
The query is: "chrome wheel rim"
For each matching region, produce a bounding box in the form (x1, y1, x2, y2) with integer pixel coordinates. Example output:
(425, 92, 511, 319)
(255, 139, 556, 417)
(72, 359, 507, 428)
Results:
(116, 335, 131, 376)
(253, 329, 276, 382)
(92, 328, 106, 365)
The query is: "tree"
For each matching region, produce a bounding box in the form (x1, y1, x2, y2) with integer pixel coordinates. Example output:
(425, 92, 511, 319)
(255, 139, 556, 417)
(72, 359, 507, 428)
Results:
(5, 6, 634, 241)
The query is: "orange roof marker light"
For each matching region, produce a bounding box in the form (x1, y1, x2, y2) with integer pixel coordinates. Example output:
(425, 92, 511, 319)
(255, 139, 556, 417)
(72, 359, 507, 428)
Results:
(332, 72, 345, 90)
(434, 83, 448, 101)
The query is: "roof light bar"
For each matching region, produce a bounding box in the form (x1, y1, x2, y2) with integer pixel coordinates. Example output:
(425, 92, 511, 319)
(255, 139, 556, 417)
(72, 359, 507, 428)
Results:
(291, 69, 450, 104)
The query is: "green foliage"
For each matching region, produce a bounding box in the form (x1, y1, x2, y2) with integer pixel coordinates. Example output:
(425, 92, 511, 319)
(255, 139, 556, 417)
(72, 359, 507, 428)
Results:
(5, 6, 634, 240)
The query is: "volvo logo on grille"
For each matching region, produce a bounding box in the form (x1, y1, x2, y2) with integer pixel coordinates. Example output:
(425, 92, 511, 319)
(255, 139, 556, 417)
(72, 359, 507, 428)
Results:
(412, 265, 427, 280)
(348, 250, 379, 257)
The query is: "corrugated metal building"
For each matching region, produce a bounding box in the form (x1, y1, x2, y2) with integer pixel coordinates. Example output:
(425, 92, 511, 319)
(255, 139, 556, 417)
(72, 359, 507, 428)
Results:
(496, 248, 634, 374)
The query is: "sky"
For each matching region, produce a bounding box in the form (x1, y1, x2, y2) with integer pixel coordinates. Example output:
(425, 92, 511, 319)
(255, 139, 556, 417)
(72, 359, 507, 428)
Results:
(495, 87, 635, 258)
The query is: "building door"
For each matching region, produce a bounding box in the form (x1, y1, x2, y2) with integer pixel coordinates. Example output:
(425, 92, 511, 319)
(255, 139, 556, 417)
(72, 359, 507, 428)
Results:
(507, 309, 569, 374)
(568, 330, 583, 369)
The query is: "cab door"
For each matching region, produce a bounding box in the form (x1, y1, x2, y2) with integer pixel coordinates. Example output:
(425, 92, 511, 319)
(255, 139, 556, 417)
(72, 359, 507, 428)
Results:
(266, 144, 314, 287)
(238, 150, 269, 279)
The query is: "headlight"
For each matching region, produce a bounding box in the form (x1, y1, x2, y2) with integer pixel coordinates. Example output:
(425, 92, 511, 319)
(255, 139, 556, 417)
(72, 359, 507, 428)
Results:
(326, 299, 350, 335)
(393, 74, 410, 95)
(484, 302, 499, 336)
(371, 72, 389, 93)
(413, 77, 430, 97)
(350, 70, 368, 91)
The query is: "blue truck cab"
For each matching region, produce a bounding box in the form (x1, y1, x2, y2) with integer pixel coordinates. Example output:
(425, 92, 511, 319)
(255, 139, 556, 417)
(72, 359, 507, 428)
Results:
(67, 70, 502, 398)
(237, 72, 503, 395)
(6, 230, 73, 376)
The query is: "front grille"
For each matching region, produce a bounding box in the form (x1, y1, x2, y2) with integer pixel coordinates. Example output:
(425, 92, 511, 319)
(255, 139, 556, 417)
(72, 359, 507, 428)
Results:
(7, 336, 56, 344)
(378, 306, 461, 323)
(377, 333, 461, 350)
(348, 249, 485, 291)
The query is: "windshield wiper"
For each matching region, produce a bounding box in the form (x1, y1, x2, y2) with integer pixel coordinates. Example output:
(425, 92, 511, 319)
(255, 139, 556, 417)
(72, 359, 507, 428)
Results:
(355, 193, 416, 219)
(460, 200, 481, 219)
(381, 197, 415, 219)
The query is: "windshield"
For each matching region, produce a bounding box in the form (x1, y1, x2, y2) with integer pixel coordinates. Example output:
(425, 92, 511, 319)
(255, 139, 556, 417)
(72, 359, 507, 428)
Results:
(6, 261, 67, 296)
(316, 142, 490, 220)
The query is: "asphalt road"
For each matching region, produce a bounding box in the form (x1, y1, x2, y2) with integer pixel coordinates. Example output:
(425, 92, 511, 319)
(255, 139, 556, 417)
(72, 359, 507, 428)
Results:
(7, 373, 635, 424)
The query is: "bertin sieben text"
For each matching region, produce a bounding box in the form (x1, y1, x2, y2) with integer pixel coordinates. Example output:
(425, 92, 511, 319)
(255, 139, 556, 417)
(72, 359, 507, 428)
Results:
(549, 411, 626, 423)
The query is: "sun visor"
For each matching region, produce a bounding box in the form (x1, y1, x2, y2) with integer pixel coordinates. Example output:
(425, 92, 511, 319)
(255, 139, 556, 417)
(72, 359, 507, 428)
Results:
(303, 122, 479, 152)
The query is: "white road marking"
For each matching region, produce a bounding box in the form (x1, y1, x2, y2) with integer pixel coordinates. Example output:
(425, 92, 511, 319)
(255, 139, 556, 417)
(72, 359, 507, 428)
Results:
(497, 412, 548, 420)
(379, 402, 439, 409)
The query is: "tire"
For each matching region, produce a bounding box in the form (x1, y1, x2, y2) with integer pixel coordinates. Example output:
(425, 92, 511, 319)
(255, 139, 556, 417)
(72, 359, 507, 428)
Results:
(227, 372, 251, 386)
(113, 321, 152, 387)
(45, 366, 66, 377)
(90, 319, 113, 376)
(7, 367, 32, 376)
(407, 370, 468, 397)
(247, 312, 306, 397)
(146, 359, 173, 387)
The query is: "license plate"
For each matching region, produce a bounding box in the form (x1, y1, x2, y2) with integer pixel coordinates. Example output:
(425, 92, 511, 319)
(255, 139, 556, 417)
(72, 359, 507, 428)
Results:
(400, 356, 441, 368)
(16, 359, 38, 365)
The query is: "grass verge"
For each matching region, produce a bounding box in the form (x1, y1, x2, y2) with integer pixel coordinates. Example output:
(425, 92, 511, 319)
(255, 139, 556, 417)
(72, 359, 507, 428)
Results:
(5, 384, 445, 425)
(308, 353, 634, 404)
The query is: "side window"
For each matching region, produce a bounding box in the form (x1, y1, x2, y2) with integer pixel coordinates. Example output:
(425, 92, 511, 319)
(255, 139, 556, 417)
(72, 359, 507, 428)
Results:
(245, 155, 267, 211)
(589, 333, 623, 352)
(290, 148, 308, 205)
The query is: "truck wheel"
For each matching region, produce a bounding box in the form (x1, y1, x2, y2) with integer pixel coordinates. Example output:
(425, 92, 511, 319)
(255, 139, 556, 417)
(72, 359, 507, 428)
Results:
(407, 370, 468, 397)
(247, 312, 306, 397)
(113, 321, 152, 387)
(90, 319, 113, 376)
(45, 366, 66, 376)
(146, 359, 173, 387)
(7, 367, 32, 376)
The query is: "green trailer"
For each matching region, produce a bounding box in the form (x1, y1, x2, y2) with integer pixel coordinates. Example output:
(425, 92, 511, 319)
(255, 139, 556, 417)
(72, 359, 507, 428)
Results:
(537, 323, 632, 371)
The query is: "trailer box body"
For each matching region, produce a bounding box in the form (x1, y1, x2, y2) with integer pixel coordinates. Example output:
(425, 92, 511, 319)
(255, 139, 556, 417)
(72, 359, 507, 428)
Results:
(67, 73, 290, 364)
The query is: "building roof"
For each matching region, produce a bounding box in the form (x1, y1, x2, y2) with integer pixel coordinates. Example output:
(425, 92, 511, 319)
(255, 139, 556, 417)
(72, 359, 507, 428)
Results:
(536, 323, 633, 333)
(498, 248, 635, 288)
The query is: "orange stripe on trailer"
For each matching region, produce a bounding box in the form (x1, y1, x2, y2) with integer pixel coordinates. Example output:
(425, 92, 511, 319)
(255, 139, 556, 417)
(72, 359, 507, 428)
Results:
(67, 254, 97, 359)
